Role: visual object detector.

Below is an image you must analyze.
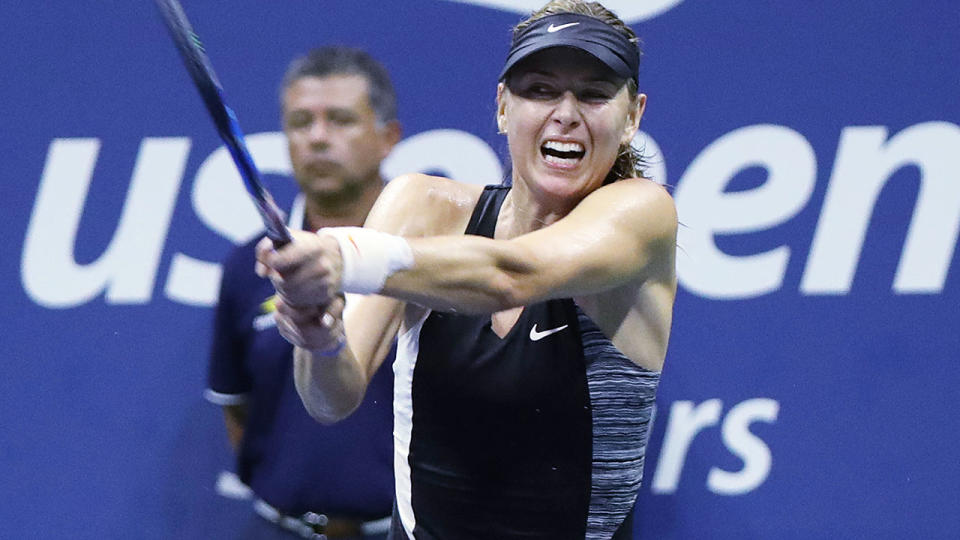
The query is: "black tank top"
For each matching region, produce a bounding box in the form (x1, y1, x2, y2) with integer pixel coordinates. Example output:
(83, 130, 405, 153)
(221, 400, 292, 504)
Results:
(390, 185, 660, 539)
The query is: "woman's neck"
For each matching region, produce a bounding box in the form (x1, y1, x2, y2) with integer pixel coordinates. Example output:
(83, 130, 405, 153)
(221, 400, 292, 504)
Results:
(496, 180, 575, 240)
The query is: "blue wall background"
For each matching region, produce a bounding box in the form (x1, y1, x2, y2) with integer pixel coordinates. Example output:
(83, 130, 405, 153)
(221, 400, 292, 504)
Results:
(2, 1, 958, 538)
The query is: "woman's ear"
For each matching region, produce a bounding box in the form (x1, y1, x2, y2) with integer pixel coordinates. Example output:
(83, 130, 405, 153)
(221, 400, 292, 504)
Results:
(496, 82, 508, 134)
(622, 93, 647, 145)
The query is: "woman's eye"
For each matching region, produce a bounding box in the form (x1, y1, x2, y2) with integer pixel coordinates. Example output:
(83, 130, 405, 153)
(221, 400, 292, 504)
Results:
(523, 84, 556, 98)
(581, 90, 612, 102)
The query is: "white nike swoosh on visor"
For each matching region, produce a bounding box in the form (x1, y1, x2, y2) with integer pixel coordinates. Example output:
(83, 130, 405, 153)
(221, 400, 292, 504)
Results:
(529, 324, 569, 341)
(547, 22, 580, 32)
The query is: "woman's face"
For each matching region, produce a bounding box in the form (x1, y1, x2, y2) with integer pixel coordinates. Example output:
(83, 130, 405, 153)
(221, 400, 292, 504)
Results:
(498, 47, 645, 201)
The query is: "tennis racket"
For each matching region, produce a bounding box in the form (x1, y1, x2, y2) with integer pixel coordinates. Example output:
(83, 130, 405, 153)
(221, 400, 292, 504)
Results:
(154, 0, 291, 246)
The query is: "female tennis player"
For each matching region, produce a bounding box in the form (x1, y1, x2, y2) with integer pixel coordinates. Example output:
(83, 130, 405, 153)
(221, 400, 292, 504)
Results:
(257, 1, 677, 537)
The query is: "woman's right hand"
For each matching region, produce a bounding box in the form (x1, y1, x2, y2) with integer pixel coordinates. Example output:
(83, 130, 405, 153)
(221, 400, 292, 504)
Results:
(255, 230, 345, 308)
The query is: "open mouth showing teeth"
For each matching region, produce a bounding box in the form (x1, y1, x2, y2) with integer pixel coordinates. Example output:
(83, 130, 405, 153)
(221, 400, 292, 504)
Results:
(541, 141, 585, 163)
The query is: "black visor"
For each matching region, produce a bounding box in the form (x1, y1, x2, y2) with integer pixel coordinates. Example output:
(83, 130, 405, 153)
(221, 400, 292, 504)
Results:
(500, 13, 639, 86)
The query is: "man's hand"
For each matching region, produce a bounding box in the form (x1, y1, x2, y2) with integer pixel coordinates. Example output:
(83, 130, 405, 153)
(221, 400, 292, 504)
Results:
(255, 230, 343, 308)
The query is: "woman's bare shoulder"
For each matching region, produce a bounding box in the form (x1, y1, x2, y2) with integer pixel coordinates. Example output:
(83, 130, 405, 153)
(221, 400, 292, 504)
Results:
(578, 177, 677, 233)
(367, 173, 486, 236)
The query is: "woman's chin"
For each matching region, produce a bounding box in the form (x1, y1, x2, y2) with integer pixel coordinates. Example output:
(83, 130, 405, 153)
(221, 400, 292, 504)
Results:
(535, 165, 603, 197)
(525, 176, 590, 203)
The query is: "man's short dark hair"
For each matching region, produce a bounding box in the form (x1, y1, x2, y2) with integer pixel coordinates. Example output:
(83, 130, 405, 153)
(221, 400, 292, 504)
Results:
(282, 46, 397, 124)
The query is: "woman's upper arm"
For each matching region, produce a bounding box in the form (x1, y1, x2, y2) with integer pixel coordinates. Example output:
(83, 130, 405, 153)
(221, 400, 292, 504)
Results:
(510, 178, 678, 301)
(347, 173, 480, 378)
(364, 173, 481, 237)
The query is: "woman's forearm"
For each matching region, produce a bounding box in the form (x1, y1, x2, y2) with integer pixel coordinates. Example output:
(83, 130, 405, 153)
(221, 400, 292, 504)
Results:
(293, 346, 368, 424)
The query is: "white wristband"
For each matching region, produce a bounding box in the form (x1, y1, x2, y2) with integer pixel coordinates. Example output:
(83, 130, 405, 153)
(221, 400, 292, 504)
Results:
(318, 227, 414, 295)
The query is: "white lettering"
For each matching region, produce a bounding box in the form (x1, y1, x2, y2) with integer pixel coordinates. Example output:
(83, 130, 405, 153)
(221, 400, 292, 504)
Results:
(802, 122, 960, 294)
(191, 132, 293, 245)
(674, 125, 817, 299)
(651, 399, 722, 494)
(707, 398, 779, 495)
(165, 132, 292, 306)
(22, 138, 189, 307)
(382, 129, 503, 186)
(24, 122, 958, 309)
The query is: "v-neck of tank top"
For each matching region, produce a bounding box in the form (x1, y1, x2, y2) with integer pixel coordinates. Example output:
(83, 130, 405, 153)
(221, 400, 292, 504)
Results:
(485, 306, 526, 341)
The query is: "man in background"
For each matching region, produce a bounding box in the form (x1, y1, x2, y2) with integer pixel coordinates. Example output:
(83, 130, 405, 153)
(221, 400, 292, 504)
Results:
(205, 46, 401, 540)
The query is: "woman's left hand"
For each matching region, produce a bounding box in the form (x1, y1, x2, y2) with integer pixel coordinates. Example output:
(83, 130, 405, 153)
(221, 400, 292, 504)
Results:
(255, 230, 344, 308)
(272, 294, 345, 354)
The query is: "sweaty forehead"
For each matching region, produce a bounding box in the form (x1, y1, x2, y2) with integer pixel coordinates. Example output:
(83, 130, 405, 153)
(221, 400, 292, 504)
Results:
(282, 74, 373, 113)
(508, 47, 621, 84)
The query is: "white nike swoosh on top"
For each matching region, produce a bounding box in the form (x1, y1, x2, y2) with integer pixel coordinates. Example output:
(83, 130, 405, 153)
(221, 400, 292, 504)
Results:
(529, 323, 569, 341)
(547, 22, 580, 32)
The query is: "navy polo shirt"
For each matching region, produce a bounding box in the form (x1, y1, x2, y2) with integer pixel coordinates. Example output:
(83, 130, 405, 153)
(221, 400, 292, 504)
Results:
(206, 203, 394, 519)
